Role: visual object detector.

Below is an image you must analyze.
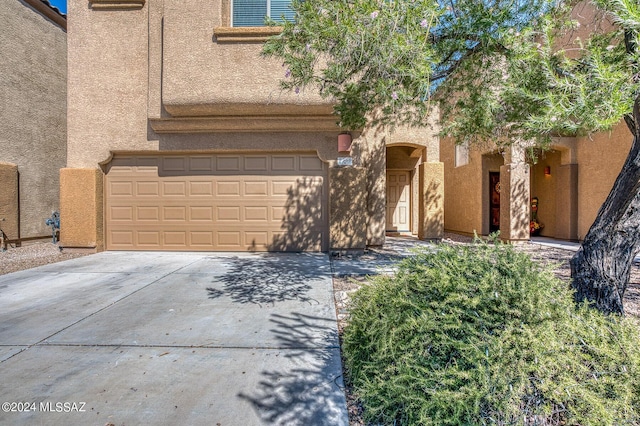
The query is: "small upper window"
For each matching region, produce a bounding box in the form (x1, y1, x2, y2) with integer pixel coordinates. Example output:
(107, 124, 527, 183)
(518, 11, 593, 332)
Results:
(232, 0, 294, 27)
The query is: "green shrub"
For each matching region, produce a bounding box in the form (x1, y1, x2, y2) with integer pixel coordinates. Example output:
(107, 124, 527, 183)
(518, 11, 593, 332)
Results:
(342, 241, 640, 425)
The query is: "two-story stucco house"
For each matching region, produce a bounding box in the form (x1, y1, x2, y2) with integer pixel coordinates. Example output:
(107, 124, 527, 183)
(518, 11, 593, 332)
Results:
(0, 0, 66, 246)
(63, 0, 444, 252)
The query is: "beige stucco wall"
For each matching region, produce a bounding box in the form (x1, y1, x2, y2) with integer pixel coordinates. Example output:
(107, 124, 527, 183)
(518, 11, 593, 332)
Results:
(0, 163, 19, 241)
(1, 0, 66, 239)
(329, 167, 367, 250)
(67, 1, 150, 168)
(161, 0, 332, 118)
(441, 136, 486, 235)
(575, 123, 632, 240)
(60, 168, 103, 250)
(419, 162, 444, 239)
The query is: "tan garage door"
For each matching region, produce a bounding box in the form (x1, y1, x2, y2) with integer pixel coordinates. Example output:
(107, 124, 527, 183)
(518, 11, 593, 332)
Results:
(105, 153, 328, 251)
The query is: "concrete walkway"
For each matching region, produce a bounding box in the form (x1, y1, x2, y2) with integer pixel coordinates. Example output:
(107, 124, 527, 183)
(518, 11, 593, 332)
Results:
(0, 252, 348, 426)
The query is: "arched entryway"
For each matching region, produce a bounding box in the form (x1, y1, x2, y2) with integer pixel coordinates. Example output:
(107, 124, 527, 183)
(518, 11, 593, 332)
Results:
(385, 144, 425, 236)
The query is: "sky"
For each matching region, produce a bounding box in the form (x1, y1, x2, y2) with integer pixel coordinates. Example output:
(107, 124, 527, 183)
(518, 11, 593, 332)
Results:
(48, 0, 67, 14)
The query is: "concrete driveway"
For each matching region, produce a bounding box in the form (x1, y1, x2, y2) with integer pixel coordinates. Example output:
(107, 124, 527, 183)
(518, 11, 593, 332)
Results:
(0, 252, 347, 425)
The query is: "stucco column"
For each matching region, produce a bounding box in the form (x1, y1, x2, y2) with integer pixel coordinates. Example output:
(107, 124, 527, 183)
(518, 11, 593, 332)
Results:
(500, 147, 530, 242)
(329, 167, 367, 251)
(418, 162, 445, 240)
(60, 168, 104, 251)
(354, 132, 386, 246)
(0, 162, 19, 242)
(556, 163, 578, 240)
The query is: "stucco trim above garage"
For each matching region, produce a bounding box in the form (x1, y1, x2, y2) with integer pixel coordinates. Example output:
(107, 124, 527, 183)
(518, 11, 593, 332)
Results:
(149, 115, 342, 133)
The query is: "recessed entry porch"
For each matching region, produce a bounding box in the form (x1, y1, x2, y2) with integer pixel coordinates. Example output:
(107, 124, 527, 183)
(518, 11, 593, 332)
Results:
(480, 145, 578, 241)
(385, 143, 444, 240)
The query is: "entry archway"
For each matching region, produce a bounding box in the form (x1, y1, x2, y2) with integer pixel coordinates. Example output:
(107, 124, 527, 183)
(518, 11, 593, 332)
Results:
(385, 144, 424, 236)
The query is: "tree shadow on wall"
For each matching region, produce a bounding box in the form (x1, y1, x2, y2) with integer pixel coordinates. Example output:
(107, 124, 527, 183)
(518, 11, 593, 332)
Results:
(206, 253, 330, 306)
(421, 179, 444, 239)
(261, 176, 327, 252)
(501, 172, 530, 240)
(238, 312, 347, 426)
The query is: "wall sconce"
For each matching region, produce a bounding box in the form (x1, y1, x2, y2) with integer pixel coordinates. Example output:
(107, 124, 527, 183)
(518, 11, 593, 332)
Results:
(544, 166, 551, 176)
(338, 133, 352, 154)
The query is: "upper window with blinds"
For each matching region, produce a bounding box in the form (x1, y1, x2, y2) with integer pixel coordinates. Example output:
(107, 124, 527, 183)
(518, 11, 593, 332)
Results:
(232, 0, 294, 27)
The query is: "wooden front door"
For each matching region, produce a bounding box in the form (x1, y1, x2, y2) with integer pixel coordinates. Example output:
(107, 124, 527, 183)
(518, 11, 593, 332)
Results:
(386, 171, 411, 232)
(489, 172, 500, 232)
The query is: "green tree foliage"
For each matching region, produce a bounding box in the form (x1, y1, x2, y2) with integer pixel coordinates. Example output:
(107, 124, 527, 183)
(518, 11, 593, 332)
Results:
(263, 0, 558, 131)
(343, 243, 640, 425)
(264, 0, 638, 140)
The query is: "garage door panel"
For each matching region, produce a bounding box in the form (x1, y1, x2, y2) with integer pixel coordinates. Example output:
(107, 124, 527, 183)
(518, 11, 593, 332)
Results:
(190, 231, 214, 246)
(110, 206, 133, 221)
(162, 157, 187, 172)
(162, 181, 187, 196)
(189, 181, 214, 196)
(136, 181, 160, 196)
(217, 206, 241, 221)
(110, 230, 134, 247)
(300, 155, 324, 171)
(216, 181, 240, 196)
(216, 156, 241, 171)
(137, 231, 161, 246)
(244, 181, 268, 196)
(163, 206, 187, 221)
(163, 231, 187, 246)
(109, 181, 134, 197)
(188, 156, 214, 172)
(106, 153, 328, 251)
(244, 156, 268, 171)
(244, 206, 269, 221)
(137, 206, 160, 221)
(190, 206, 214, 221)
(217, 231, 241, 247)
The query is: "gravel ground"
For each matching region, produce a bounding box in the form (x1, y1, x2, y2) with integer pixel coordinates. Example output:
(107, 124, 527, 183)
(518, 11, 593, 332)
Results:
(0, 242, 89, 276)
(332, 233, 640, 426)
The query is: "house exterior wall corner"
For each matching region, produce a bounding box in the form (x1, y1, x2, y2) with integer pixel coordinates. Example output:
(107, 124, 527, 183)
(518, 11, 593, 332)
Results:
(59, 168, 104, 251)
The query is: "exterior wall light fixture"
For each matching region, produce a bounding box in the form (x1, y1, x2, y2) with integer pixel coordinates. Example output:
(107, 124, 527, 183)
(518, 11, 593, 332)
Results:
(544, 166, 551, 176)
(338, 133, 352, 154)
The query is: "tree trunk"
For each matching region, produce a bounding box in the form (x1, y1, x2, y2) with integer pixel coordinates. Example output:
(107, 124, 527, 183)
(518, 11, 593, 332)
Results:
(570, 96, 640, 314)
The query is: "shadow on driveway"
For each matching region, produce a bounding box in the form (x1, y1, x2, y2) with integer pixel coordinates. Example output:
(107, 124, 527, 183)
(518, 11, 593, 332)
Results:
(239, 312, 345, 425)
(207, 254, 329, 306)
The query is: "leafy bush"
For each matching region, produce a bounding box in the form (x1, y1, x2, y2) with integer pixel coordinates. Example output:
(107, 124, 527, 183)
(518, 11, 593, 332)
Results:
(342, 241, 640, 425)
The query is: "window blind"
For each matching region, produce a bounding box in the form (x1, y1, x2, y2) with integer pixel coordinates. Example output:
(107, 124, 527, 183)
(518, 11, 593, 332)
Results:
(270, 0, 294, 23)
(232, 0, 293, 27)
(233, 0, 267, 27)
